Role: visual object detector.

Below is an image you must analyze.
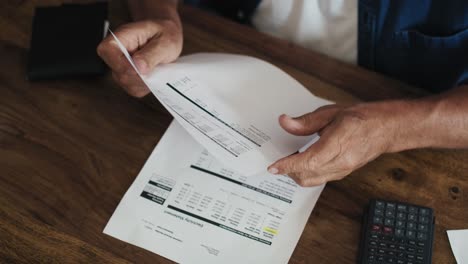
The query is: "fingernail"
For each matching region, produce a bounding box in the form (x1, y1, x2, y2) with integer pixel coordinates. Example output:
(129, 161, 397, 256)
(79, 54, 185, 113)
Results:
(283, 114, 302, 129)
(268, 167, 279, 174)
(134, 58, 148, 74)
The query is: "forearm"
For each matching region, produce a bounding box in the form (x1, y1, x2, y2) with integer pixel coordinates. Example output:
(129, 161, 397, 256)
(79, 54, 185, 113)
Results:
(387, 85, 468, 151)
(128, 0, 180, 25)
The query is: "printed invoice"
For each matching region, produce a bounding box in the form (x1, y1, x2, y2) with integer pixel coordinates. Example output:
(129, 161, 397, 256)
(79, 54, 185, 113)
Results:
(104, 122, 326, 264)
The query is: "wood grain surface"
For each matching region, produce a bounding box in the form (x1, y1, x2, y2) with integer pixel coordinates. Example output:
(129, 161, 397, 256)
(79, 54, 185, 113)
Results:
(0, 1, 466, 263)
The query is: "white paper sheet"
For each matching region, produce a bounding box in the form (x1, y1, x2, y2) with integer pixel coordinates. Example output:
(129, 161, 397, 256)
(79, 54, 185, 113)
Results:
(104, 121, 325, 264)
(447, 229, 468, 263)
(110, 32, 331, 175)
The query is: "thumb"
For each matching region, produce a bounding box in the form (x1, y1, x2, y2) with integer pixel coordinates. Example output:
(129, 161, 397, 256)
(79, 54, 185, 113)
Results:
(279, 104, 341, 136)
(132, 39, 164, 74)
(132, 37, 168, 75)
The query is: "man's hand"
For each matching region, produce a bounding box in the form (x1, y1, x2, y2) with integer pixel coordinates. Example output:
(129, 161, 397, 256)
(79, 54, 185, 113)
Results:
(97, 19, 182, 97)
(267, 103, 402, 187)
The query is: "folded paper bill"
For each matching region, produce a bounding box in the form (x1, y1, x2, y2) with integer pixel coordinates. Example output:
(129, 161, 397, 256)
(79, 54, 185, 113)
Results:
(110, 31, 331, 176)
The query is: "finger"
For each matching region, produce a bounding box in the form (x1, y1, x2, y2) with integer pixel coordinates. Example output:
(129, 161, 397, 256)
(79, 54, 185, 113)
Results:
(268, 128, 334, 175)
(279, 104, 342, 136)
(97, 39, 134, 74)
(268, 151, 314, 175)
(97, 21, 162, 74)
(112, 72, 150, 98)
(287, 171, 329, 187)
(132, 37, 171, 75)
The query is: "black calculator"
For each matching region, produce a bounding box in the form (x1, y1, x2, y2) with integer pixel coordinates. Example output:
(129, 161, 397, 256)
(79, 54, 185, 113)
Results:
(357, 199, 435, 264)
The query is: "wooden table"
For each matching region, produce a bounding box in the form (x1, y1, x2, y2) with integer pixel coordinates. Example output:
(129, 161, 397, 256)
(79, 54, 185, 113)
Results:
(1, 1, 466, 263)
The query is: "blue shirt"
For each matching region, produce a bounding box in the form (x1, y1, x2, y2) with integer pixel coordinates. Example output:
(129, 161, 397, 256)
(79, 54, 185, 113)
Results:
(187, 0, 468, 92)
(359, 0, 468, 92)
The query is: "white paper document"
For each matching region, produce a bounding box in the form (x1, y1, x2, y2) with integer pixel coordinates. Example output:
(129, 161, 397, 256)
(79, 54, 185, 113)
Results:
(106, 32, 335, 263)
(110, 32, 331, 175)
(105, 122, 325, 264)
(447, 229, 468, 264)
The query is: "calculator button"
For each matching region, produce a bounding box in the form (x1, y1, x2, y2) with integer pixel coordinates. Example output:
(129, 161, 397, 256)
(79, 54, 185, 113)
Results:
(376, 200, 385, 208)
(419, 208, 429, 215)
(386, 203, 396, 211)
(383, 226, 393, 234)
(368, 254, 375, 261)
(407, 246, 415, 253)
(386, 210, 396, 218)
(396, 220, 405, 228)
(408, 214, 417, 222)
(396, 260, 405, 264)
(416, 248, 424, 254)
(408, 240, 416, 246)
(417, 241, 425, 247)
(407, 254, 415, 259)
(396, 212, 406, 219)
(419, 216, 430, 224)
(408, 206, 418, 214)
(374, 216, 384, 224)
(369, 247, 377, 253)
(417, 224, 427, 232)
(407, 222, 416, 230)
(375, 208, 384, 216)
(396, 204, 407, 211)
(377, 255, 384, 261)
(395, 229, 404, 237)
(378, 248, 385, 254)
(416, 255, 424, 261)
(388, 243, 396, 250)
(371, 234, 379, 240)
(406, 230, 416, 239)
(397, 245, 406, 251)
(370, 240, 378, 247)
(386, 256, 395, 263)
(385, 218, 394, 226)
(417, 232, 427, 241)
(372, 224, 381, 232)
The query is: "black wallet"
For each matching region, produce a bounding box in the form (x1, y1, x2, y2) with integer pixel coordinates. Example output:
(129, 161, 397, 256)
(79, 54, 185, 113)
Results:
(27, 2, 108, 81)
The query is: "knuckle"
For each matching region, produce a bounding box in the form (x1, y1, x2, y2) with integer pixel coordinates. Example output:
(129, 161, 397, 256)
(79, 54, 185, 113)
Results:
(96, 41, 108, 57)
(336, 173, 348, 180)
(341, 155, 357, 171)
(127, 86, 148, 98)
(296, 173, 312, 187)
(296, 177, 308, 187)
(134, 89, 149, 98)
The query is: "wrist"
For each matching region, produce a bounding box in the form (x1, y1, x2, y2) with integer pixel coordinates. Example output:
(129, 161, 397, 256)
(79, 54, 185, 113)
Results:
(376, 99, 438, 153)
(349, 98, 438, 154)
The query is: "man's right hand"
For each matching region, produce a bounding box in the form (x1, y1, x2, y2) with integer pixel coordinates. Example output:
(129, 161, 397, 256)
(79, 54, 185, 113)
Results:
(97, 18, 183, 97)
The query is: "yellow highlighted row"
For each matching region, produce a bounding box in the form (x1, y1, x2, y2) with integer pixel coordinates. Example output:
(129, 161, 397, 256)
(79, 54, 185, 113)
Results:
(263, 227, 278, 235)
